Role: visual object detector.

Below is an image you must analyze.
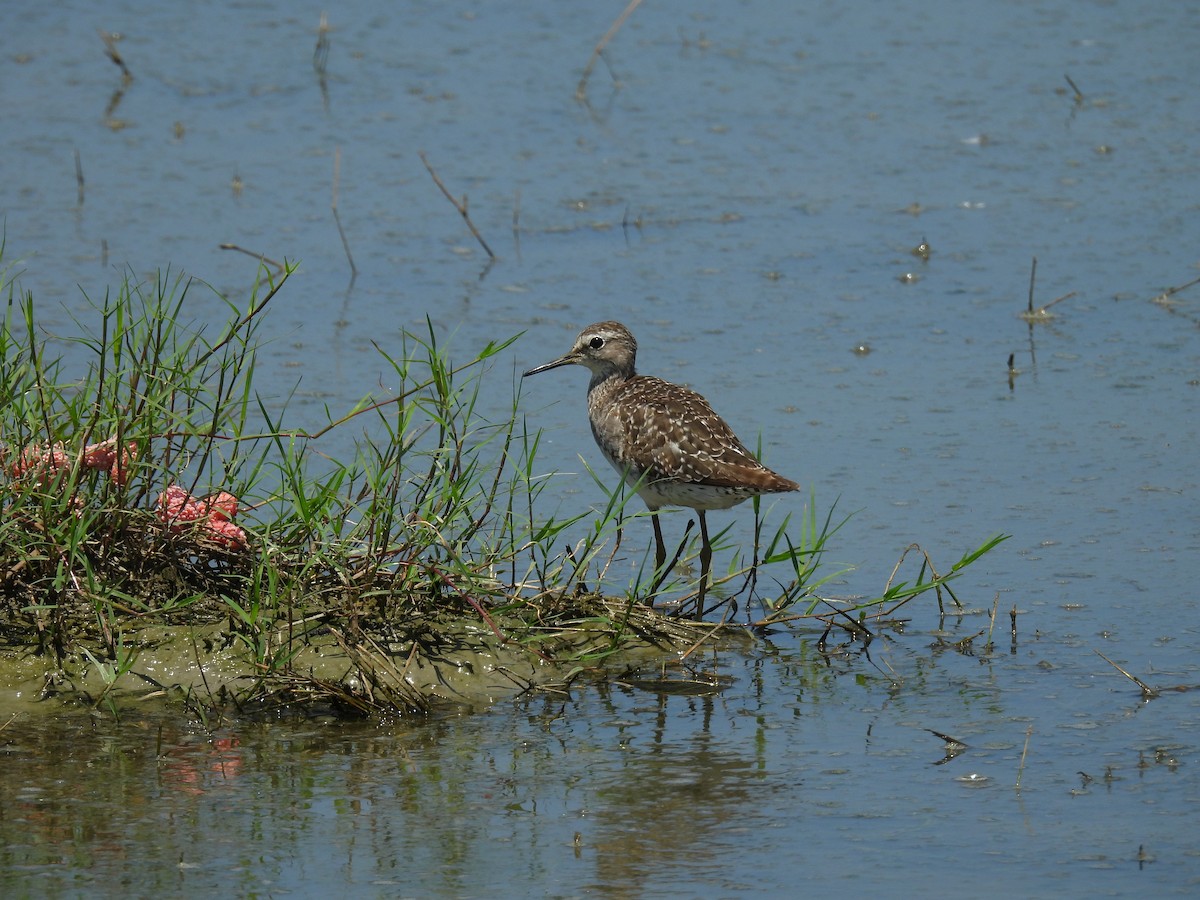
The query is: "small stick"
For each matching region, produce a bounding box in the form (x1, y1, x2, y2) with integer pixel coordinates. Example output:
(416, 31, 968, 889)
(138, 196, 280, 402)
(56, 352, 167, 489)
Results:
(418, 151, 496, 259)
(1152, 273, 1200, 303)
(313, 12, 331, 76)
(1094, 649, 1159, 699)
(74, 149, 85, 206)
(679, 619, 726, 662)
(928, 728, 968, 749)
(99, 29, 131, 81)
(1023, 257, 1074, 319)
(927, 728, 969, 763)
(1040, 290, 1076, 312)
(576, 0, 643, 101)
(218, 243, 286, 273)
(1015, 724, 1033, 789)
(331, 147, 357, 277)
(1027, 256, 1038, 314)
(1064, 73, 1084, 106)
(985, 591, 999, 651)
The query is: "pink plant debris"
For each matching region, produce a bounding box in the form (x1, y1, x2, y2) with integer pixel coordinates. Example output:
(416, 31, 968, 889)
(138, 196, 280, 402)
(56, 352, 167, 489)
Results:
(156, 484, 248, 549)
(206, 491, 239, 521)
(82, 439, 138, 486)
(9, 443, 70, 483)
(9, 438, 137, 486)
(205, 517, 247, 548)
(157, 484, 207, 524)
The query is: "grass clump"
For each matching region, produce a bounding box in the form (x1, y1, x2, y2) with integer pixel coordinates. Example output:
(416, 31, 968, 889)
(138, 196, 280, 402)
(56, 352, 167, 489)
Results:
(0, 257, 1006, 720)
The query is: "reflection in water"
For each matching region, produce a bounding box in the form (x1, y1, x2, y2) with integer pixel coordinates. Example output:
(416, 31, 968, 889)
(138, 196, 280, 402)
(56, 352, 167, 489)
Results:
(158, 734, 245, 797)
(0, 632, 1195, 897)
(587, 692, 773, 895)
(2, 0, 1200, 894)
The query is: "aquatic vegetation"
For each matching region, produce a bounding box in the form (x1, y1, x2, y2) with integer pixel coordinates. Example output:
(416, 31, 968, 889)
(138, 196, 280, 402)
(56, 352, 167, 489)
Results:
(0, 258, 1005, 720)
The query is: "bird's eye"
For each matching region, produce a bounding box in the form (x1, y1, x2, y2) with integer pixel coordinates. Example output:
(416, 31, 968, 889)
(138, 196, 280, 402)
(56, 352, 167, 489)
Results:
(589, 337, 605, 350)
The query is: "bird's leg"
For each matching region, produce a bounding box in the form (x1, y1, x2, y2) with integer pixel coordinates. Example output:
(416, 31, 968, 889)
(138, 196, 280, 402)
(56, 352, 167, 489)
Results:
(647, 512, 668, 606)
(696, 511, 712, 616)
(652, 512, 667, 572)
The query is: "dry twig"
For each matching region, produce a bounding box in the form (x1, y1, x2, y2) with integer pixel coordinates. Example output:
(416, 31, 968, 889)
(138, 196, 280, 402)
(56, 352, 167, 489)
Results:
(576, 0, 643, 102)
(99, 29, 131, 81)
(1021, 256, 1074, 321)
(1064, 73, 1085, 107)
(74, 149, 85, 206)
(218, 243, 286, 274)
(1150, 273, 1200, 304)
(1094, 649, 1159, 699)
(1016, 724, 1033, 789)
(418, 151, 496, 259)
(313, 12, 331, 75)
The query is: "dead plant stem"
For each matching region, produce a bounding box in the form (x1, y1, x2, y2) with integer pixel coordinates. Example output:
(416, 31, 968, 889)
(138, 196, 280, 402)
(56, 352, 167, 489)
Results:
(1016, 723, 1033, 789)
(418, 151, 496, 259)
(576, 0, 643, 101)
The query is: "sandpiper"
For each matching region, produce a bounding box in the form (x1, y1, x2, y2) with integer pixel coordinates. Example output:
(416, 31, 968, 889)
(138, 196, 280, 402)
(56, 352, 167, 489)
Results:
(522, 321, 799, 609)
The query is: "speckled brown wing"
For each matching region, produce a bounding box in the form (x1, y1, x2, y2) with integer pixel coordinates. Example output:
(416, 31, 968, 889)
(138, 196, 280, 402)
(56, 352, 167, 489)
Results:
(601, 375, 795, 491)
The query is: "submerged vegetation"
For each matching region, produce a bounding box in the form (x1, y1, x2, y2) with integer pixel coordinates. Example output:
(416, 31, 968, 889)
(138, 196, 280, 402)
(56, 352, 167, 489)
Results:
(0, 260, 1006, 720)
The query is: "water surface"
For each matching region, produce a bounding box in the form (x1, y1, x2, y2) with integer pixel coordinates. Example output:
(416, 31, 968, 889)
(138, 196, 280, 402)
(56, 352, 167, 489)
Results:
(2, 0, 1199, 895)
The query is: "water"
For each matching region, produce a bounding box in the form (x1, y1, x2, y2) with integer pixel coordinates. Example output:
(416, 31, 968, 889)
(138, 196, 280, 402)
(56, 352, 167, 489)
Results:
(1, 658, 1195, 898)
(3, 0, 1199, 895)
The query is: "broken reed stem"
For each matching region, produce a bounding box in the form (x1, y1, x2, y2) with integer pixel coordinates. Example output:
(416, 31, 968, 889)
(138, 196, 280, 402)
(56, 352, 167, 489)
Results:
(218, 243, 286, 274)
(575, 0, 643, 101)
(332, 147, 357, 277)
(679, 618, 728, 662)
(1040, 290, 1076, 312)
(74, 149, 85, 206)
(1094, 649, 1159, 699)
(1154, 273, 1200, 302)
(985, 592, 999, 651)
(418, 151, 496, 259)
(1015, 723, 1033, 789)
(99, 29, 131, 81)
(1027, 256, 1037, 313)
(1064, 73, 1084, 106)
(313, 12, 331, 75)
(1023, 256, 1073, 317)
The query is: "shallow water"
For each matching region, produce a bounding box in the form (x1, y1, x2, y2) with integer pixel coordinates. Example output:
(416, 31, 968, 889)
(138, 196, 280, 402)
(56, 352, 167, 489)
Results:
(1, 652, 1195, 898)
(3, 0, 1200, 896)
